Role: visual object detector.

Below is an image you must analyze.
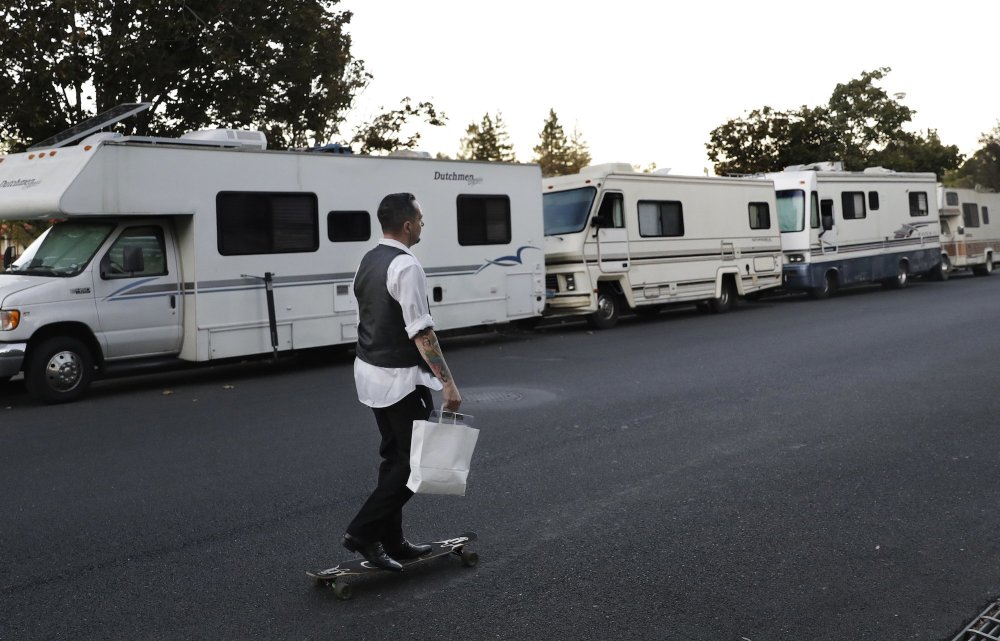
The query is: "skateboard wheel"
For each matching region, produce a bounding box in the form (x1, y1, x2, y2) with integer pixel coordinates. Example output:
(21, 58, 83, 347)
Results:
(460, 551, 479, 568)
(333, 582, 354, 601)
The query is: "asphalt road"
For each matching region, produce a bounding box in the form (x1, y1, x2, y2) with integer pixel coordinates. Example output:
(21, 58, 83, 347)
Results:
(2, 273, 999, 641)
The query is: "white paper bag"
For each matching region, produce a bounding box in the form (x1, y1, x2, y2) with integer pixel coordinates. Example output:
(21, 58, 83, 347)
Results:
(407, 411, 480, 496)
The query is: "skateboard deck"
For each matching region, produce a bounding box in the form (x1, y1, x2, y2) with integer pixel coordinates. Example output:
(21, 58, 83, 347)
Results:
(306, 532, 478, 600)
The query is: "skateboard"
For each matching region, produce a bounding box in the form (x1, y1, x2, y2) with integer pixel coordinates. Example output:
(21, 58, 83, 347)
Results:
(306, 532, 479, 600)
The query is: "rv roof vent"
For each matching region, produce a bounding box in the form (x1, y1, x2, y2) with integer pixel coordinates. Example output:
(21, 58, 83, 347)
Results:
(389, 150, 431, 158)
(651, 168, 673, 175)
(180, 128, 267, 150)
(786, 161, 844, 172)
(862, 166, 895, 174)
(580, 163, 635, 176)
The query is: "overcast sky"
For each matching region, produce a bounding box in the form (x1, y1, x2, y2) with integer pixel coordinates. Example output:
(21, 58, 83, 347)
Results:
(336, 0, 998, 175)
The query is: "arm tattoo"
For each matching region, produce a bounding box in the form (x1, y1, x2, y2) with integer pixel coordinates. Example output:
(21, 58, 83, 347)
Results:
(417, 330, 452, 383)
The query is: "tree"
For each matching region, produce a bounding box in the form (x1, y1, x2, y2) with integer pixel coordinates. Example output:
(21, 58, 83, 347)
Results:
(0, 219, 49, 264)
(825, 67, 915, 170)
(0, 0, 370, 150)
(532, 109, 591, 176)
(707, 105, 837, 175)
(533, 109, 570, 177)
(945, 122, 1000, 191)
(457, 112, 515, 162)
(566, 126, 592, 174)
(871, 129, 962, 176)
(706, 67, 949, 175)
(350, 98, 446, 155)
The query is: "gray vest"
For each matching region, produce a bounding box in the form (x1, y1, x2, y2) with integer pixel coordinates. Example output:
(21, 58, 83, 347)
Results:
(354, 244, 430, 370)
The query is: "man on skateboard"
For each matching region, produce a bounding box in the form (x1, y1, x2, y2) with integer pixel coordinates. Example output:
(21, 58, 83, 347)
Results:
(343, 192, 463, 572)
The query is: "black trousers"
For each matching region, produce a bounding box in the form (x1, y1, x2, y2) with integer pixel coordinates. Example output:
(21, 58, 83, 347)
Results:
(347, 385, 433, 543)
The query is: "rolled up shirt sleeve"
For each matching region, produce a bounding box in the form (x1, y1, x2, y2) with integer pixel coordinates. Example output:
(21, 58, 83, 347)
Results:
(388, 256, 435, 339)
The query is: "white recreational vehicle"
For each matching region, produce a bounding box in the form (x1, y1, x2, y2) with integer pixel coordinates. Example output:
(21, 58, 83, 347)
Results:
(936, 186, 999, 277)
(0, 127, 544, 402)
(765, 163, 942, 298)
(542, 164, 783, 328)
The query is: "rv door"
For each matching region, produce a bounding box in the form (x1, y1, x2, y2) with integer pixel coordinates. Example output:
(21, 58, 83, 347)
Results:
(93, 223, 183, 358)
(819, 198, 838, 252)
(592, 192, 629, 273)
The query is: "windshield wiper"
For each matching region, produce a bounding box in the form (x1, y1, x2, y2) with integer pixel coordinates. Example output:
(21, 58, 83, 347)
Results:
(15, 266, 60, 276)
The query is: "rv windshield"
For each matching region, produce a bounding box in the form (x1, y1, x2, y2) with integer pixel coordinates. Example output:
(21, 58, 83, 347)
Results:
(543, 187, 597, 236)
(776, 189, 806, 233)
(7, 221, 115, 277)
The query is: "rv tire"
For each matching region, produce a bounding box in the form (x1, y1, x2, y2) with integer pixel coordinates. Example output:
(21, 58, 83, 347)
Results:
(884, 261, 909, 289)
(808, 272, 836, 300)
(588, 289, 620, 330)
(708, 278, 736, 313)
(973, 256, 993, 276)
(933, 255, 951, 281)
(25, 337, 95, 404)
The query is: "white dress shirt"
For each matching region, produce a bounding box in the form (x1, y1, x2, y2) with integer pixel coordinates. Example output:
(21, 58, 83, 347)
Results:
(354, 239, 443, 408)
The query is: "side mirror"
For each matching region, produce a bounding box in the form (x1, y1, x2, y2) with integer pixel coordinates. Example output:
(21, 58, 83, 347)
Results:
(2, 246, 13, 270)
(123, 246, 145, 273)
(821, 216, 834, 232)
(590, 215, 610, 229)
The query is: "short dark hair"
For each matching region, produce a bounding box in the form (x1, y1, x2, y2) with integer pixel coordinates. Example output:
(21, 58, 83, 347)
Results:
(377, 193, 419, 233)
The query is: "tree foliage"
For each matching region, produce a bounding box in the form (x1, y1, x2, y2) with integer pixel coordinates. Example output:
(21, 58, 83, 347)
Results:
(944, 122, 1000, 192)
(566, 125, 592, 174)
(707, 105, 837, 175)
(0, 0, 371, 150)
(350, 98, 446, 155)
(533, 109, 570, 176)
(706, 67, 962, 178)
(532, 109, 591, 176)
(872, 129, 962, 175)
(457, 112, 515, 162)
(0, 220, 45, 254)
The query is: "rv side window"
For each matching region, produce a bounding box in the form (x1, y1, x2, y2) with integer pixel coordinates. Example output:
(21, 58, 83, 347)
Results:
(841, 192, 866, 220)
(963, 203, 980, 228)
(597, 193, 625, 228)
(810, 192, 820, 229)
(908, 192, 929, 217)
(217, 192, 319, 255)
(748, 202, 771, 230)
(101, 226, 167, 279)
(982, 207, 990, 225)
(868, 191, 880, 211)
(945, 191, 960, 206)
(456, 195, 512, 245)
(637, 200, 684, 237)
(327, 211, 371, 242)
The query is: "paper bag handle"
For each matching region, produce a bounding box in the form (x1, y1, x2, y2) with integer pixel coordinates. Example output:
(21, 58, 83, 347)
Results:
(429, 409, 475, 427)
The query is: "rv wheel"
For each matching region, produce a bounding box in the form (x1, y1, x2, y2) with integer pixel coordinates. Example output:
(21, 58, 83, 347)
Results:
(933, 256, 951, 281)
(808, 272, 837, 300)
(587, 290, 620, 330)
(708, 279, 736, 313)
(25, 337, 95, 404)
(885, 261, 909, 289)
(973, 257, 993, 277)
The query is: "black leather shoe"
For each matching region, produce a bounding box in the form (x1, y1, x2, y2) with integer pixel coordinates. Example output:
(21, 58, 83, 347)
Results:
(343, 534, 403, 572)
(383, 538, 432, 560)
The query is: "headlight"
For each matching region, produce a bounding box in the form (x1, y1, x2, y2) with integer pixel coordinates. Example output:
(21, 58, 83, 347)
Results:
(786, 254, 806, 263)
(0, 310, 20, 331)
(565, 274, 576, 291)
